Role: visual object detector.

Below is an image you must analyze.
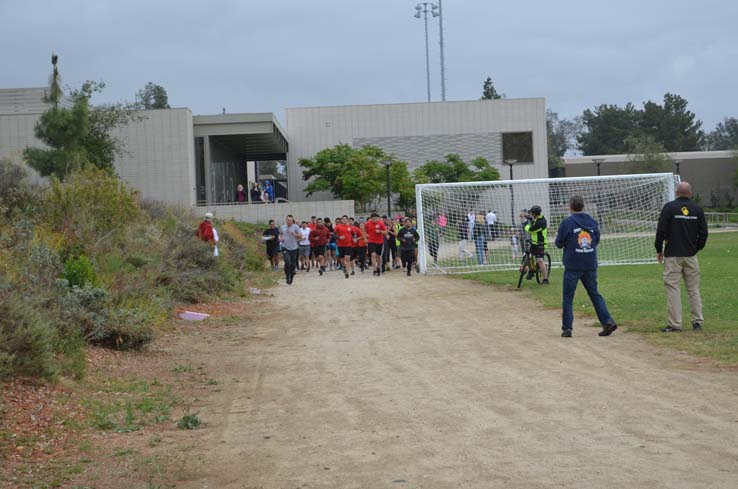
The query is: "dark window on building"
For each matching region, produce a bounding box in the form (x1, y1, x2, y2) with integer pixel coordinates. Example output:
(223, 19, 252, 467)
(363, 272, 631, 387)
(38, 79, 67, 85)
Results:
(502, 132, 533, 163)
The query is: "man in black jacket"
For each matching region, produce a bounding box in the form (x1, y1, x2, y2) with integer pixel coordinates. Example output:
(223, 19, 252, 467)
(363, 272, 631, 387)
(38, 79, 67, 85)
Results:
(655, 182, 708, 332)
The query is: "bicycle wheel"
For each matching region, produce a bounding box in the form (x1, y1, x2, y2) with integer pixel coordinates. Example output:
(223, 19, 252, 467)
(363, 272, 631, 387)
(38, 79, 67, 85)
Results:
(536, 253, 552, 283)
(517, 253, 530, 288)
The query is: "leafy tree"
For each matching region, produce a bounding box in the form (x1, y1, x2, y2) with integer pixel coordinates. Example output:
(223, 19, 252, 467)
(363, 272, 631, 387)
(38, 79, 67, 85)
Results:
(706, 117, 738, 150)
(639, 93, 703, 152)
(547, 110, 582, 169)
(624, 135, 671, 174)
(299, 144, 412, 212)
(24, 55, 91, 179)
(69, 81, 143, 175)
(135, 82, 170, 109)
(577, 103, 641, 155)
(413, 154, 500, 183)
(481, 77, 503, 100)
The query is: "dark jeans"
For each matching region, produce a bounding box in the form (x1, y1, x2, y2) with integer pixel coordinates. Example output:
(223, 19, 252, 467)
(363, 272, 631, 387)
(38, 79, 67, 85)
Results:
(283, 249, 298, 279)
(400, 249, 415, 271)
(562, 268, 613, 331)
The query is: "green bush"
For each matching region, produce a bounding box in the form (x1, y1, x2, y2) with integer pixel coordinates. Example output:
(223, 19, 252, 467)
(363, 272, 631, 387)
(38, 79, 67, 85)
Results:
(62, 255, 98, 287)
(0, 293, 58, 380)
(0, 159, 38, 219)
(89, 307, 153, 350)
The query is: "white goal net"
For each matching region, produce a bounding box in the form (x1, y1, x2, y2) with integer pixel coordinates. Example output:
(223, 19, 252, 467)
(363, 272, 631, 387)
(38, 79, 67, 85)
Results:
(415, 173, 677, 275)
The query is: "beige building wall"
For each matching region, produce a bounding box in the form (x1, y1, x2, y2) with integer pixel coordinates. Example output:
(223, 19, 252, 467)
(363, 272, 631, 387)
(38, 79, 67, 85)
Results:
(564, 152, 738, 206)
(197, 201, 355, 224)
(110, 109, 196, 206)
(285, 98, 548, 202)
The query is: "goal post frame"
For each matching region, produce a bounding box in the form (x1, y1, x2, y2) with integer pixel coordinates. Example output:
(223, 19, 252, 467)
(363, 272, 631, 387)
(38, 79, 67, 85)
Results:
(415, 173, 678, 276)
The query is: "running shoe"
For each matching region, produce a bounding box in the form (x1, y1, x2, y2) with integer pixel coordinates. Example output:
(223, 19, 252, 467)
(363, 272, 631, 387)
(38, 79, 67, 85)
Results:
(561, 330, 572, 338)
(598, 321, 618, 336)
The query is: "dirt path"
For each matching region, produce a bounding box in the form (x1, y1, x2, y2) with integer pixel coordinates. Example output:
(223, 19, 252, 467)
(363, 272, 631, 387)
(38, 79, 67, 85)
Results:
(176, 270, 738, 489)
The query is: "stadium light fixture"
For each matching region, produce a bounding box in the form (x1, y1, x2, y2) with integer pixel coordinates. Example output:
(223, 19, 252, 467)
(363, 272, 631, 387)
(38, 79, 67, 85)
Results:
(383, 159, 392, 215)
(414, 3, 433, 102)
(503, 159, 517, 226)
(592, 158, 604, 176)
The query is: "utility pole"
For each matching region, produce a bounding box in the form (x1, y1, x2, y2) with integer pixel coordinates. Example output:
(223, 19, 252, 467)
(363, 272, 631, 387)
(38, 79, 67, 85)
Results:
(438, 0, 446, 101)
(414, 3, 434, 102)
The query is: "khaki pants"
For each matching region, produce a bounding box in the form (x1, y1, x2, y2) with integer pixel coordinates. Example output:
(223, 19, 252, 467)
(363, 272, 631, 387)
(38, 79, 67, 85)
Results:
(663, 256, 704, 329)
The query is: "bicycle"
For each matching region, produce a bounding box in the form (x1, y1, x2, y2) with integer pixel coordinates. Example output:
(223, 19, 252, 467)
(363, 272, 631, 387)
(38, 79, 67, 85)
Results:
(517, 235, 552, 289)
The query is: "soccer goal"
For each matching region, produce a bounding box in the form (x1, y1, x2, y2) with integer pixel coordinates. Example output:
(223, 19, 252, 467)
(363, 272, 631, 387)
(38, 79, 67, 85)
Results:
(415, 173, 677, 275)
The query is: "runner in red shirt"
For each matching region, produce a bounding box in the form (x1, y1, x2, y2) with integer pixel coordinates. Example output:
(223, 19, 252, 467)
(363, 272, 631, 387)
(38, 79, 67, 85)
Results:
(366, 212, 387, 276)
(309, 218, 331, 275)
(355, 222, 369, 273)
(334, 216, 357, 279)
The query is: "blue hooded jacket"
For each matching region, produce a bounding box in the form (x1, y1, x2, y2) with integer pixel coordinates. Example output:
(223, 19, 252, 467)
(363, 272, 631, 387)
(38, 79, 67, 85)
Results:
(555, 212, 601, 270)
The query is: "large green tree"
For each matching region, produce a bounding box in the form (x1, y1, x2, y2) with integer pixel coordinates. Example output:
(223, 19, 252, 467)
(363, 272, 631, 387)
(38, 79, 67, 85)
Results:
(624, 135, 672, 174)
(639, 93, 703, 152)
(547, 110, 582, 169)
(706, 117, 738, 150)
(577, 103, 641, 155)
(299, 144, 413, 212)
(69, 81, 143, 174)
(24, 55, 91, 179)
(481, 77, 503, 100)
(135, 82, 170, 109)
(413, 154, 500, 183)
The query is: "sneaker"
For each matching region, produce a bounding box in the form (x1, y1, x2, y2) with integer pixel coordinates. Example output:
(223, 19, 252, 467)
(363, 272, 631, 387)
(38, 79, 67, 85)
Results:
(692, 322, 702, 331)
(661, 325, 682, 333)
(561, 330, 572, 338)
(351, 270, 355, 276)
(345, 272, 349, 279)
(541, 279, 549, 285)
(407, 270, 411, 276)
(599, 321, 618, 337)
(319, 268, 323, 276)
(526, 272, 534, 280)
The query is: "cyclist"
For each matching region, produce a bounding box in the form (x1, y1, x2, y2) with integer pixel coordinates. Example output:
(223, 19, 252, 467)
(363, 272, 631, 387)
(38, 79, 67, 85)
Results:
(520, 205, 549, 284)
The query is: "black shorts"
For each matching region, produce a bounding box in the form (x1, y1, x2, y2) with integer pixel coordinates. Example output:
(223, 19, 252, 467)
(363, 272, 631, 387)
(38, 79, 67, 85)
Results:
(266, 246, 279, 258)
(368, 243, 383, 256)
(311, 245, 326, 256)
(530, 244, 546, 259)
(338, 246, 353, 258)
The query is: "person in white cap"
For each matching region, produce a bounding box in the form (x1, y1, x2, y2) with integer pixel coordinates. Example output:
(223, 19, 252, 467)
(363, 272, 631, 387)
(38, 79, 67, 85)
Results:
(196, 212, 219, 256)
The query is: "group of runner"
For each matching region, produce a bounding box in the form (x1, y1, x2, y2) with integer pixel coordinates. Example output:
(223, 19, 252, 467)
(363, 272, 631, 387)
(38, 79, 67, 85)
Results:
(263, 213, 421, 284)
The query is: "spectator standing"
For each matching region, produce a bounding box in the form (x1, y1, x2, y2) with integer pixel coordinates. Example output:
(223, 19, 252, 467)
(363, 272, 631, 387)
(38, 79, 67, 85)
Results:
(251, 183, 262, 203)
(235, 184, 246, 203)
(485, 209, 497, 241)
(555, 195, 618, 338)
(655, 182, 708, 332)
(279, 215, 302, 284)
(437, 212, 448, 237)
(264, 181, 275, 203)
(262, 220, 280, 271)
(472, 215, 488, 265)
(458, 218, 473, 259)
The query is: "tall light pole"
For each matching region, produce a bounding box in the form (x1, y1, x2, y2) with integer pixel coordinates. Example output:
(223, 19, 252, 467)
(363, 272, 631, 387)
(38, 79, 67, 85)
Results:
(674, 159, 681, 176)
(383, 160, 392, 215)
(592, 158, 604, 177)
(437, 0, 446, 101)
(504, 159, 517, 226)
(414, 3, 438, 102)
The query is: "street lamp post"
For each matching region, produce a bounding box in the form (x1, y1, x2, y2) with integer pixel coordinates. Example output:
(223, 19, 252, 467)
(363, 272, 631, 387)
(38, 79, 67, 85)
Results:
(674, 159, 681, 176)
(504, 159, 517, 225)
(383, 160, 392, 216)
(414, 3, 438, 102)
(592, 158, 604, 177)
(437, 0, 446, 101)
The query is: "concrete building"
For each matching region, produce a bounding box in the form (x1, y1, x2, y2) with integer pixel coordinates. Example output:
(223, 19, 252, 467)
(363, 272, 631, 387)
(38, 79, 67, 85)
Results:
(286, 98, 549, 201)
(1, 87, 547, 221)
(564, 151, 738, 206)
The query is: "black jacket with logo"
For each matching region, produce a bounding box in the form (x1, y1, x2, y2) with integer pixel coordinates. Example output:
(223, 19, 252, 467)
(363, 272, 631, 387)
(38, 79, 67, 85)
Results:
(655, 197, 708, 257)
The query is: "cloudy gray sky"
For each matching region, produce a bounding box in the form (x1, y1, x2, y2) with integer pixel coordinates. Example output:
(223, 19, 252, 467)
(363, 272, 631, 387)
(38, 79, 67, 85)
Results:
(2, 0, 736, 132)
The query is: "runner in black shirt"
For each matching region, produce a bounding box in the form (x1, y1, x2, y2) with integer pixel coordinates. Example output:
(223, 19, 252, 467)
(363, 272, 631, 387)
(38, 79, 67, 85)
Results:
(262, 220, 280, 271)
(397, 218, 420, 276)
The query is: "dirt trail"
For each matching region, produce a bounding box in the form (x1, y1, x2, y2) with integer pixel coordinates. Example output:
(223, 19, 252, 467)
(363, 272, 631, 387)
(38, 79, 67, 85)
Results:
(177, 270, 738, 489)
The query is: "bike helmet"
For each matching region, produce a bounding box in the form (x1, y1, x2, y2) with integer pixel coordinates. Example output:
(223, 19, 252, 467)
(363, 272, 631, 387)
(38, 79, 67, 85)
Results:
(530, 205, 542, 216)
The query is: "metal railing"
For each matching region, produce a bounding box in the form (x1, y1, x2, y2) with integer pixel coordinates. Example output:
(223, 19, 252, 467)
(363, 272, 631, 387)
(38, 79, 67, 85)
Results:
(705, 212, 738, 227)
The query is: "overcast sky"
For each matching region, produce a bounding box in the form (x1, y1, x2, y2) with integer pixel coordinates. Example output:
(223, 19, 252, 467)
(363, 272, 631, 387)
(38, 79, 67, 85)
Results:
(2, 0, 736, 132)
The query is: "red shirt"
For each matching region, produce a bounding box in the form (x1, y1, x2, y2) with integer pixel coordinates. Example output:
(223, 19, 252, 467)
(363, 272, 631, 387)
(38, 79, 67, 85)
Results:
(356, 227, 367, 247)
(196, 220, 214, 243)
(309, 226, 330, 246)
(366, 220, 387, 244)
(334, 224, 355, 247)
(308, 222, 316, 230)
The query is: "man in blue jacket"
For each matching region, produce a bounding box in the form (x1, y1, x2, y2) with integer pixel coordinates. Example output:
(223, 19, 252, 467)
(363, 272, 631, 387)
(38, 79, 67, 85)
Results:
(555, 195, 618, 338)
